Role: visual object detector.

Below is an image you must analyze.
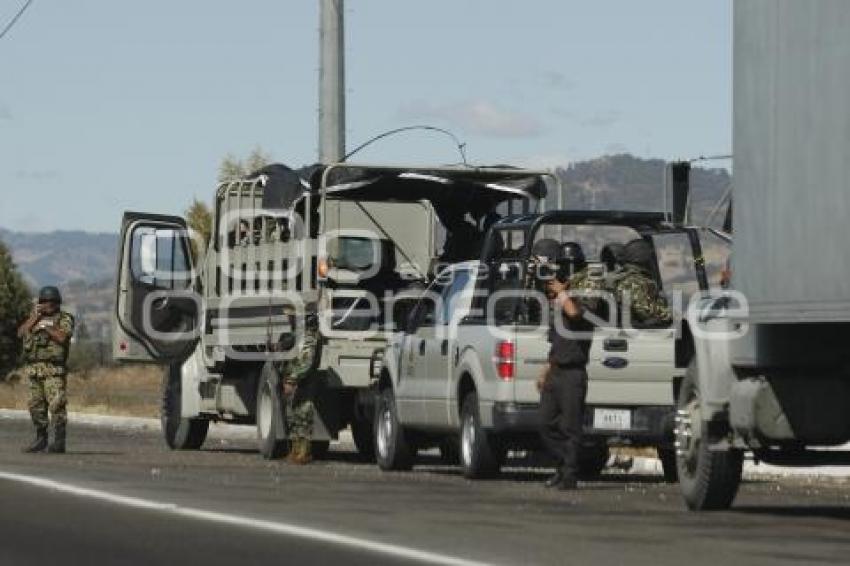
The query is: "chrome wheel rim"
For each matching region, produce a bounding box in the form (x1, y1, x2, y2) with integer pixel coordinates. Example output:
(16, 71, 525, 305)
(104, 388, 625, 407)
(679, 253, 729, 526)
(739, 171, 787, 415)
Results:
(377, 403, 392, 459)
(674, 394, 702, 475)
(258, 385, 272, 440)
(461, 413, 475, 467)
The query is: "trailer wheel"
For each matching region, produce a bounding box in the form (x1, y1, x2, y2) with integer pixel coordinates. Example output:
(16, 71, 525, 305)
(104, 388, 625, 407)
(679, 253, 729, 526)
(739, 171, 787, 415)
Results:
(676, 362, 743, 510)
(256, 362, 288, 460)
(162, 363, 209, 450)
(460, 392, 504, 479)
(375, 388, 414, 471)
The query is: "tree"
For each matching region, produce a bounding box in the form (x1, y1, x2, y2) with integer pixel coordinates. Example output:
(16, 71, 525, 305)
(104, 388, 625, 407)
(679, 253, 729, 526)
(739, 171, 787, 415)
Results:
(245, 147, 272, 175)
(216, 146, 272, 183)
(0, 239, 32, 380)
(185, 198, 212, 260)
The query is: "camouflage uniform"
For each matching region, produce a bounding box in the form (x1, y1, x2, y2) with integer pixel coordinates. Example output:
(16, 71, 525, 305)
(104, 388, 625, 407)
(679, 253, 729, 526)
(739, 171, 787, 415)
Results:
(613, 265, 672, 327)
(21, 311, 75, 437)
(568, 268, 607, 315)
(276, 312, 320, 462)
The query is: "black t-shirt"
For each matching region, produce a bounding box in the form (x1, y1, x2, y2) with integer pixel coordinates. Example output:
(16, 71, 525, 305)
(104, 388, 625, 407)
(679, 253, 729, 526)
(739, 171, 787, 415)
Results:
(547, 305, 594, 368)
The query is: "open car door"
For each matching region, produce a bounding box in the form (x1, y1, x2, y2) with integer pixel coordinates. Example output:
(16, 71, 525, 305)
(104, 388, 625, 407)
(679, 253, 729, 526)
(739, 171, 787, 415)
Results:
(113, 212, 199, 363)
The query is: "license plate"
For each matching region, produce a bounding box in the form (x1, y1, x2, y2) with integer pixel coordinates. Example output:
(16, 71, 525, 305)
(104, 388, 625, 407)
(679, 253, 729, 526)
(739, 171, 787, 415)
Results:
(593, 408, 632, 430)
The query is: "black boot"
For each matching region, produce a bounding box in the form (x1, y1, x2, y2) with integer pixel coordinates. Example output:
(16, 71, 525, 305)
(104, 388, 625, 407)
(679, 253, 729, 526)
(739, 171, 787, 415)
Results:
(47, 422, 66, 454)
(22, 428, 48, 453)
(544, 470, 564, 488)
(555, 476, 579, 491)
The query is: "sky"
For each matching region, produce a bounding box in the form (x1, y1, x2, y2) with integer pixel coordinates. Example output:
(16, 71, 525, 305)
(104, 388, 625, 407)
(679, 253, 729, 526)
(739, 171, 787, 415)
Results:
(0, 0, 731, 233)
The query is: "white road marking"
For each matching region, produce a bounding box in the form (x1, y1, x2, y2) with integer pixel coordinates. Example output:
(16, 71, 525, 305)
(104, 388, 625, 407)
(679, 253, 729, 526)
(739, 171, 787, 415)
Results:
(0, 471, 491, 566)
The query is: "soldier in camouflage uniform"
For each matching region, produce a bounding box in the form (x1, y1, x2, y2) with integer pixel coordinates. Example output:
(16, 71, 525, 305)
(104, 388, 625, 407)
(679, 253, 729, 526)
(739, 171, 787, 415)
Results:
(280, 309, 321, 465)
(613, 239, 672, 328)
(17, 286, 75, 454)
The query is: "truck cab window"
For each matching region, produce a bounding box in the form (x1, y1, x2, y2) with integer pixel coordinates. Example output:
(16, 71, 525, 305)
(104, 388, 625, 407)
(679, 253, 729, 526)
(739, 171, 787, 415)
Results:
(130, 227, 191, 290)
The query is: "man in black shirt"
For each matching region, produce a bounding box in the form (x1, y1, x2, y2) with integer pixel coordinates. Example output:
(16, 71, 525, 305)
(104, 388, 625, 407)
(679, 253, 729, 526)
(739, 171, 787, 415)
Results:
(537, 242, 594, 490)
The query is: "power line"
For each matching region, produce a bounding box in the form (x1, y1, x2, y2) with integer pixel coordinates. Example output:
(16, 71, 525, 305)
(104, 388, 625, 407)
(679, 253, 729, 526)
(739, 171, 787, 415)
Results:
(342, 125, 468, 165)
(0, 0, 35, 42)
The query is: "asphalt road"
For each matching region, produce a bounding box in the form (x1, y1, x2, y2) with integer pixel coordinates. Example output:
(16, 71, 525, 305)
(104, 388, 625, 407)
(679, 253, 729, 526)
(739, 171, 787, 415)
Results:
(1, 417, 848, 566)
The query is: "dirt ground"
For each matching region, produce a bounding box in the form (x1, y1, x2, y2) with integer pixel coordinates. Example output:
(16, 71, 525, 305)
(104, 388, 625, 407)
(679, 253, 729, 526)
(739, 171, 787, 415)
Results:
(0, 365, 162, 417)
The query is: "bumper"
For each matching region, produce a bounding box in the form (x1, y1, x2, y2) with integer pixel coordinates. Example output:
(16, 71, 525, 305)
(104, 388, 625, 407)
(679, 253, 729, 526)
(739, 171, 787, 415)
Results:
(490, 402, 674, 446)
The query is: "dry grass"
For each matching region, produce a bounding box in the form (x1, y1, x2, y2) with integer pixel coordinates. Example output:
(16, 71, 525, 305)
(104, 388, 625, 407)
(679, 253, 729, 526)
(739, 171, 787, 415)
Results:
(0, 365, 163, 418)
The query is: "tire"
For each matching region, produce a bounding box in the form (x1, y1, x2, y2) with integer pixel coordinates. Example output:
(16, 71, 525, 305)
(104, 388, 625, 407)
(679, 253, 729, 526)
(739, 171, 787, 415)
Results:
(351, 415, 376, 462)
(577, 444, 609, 480)
(459, 392, 504, 479)
(161, 364, 209, 450)
(439, 437, 461, 465)
(676, 362, 743, 510)
(375, 388, 415, 471)
(658, 448, 678, 483)
(256, 362, 288, 460)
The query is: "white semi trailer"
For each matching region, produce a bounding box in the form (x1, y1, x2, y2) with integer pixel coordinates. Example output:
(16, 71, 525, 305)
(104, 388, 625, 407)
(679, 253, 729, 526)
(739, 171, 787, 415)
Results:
(675, 0, 850, 510)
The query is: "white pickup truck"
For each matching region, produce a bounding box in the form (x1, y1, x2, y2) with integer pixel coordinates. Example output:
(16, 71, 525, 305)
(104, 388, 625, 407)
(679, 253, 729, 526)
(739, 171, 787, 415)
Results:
(374, 210, 715, 479)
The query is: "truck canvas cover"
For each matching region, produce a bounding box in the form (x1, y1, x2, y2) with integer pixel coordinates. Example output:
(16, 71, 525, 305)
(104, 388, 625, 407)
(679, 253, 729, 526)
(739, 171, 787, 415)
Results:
(256, 162, 548, 221)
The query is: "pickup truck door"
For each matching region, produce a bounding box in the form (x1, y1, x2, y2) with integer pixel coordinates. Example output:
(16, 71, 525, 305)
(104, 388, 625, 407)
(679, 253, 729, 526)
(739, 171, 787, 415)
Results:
(396, 280, 444, 426)
(113, 212, 199, 363)
(422, 266, 475, 426)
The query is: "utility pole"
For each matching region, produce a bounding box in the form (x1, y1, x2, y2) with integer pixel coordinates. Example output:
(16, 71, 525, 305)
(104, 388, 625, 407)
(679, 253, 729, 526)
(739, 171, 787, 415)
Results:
(318, 0, 345, 163)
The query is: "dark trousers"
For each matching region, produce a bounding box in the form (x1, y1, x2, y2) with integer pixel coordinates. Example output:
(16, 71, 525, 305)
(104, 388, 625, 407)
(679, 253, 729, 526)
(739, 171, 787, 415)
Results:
(539, 366, 588, 479)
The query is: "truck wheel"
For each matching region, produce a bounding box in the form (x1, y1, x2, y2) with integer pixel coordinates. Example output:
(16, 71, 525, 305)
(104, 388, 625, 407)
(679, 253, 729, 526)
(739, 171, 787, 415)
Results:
(577, 444, 609, 480)
(658, 448, 678, 483)
(256, 362, 288, 460)
(460, 392, 504, 479)
(351, 416, 376, 461)
(375, 388, 414, 471)
(162, 363, 209, 450)
(676, 363, 743, 510)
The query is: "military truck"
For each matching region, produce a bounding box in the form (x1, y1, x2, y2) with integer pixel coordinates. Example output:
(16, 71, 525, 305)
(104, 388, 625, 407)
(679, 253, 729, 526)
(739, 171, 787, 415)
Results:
(674, 1, 850, 510)
(112, 163, 549, 458)
(374, 210, 711, 479)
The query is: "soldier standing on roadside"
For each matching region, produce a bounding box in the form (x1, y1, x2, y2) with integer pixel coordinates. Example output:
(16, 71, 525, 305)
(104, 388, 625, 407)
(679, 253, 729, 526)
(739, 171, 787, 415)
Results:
(17, 286, 75, 454)
(281, 308, 321, 465)
(537, 243, 596, 490)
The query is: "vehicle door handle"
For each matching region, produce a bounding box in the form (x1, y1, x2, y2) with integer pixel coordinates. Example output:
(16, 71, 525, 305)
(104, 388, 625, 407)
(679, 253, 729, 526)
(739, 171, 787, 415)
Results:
(603, 338, 628, 352)
(440, 339, 449, 356)
(419, 339, 426, 356)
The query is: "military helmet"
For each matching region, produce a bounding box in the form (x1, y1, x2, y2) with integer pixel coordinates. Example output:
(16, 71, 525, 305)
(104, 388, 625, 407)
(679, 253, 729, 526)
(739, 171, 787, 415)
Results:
(600, 243, 625, 271)
(560, 241, 587, 271)
(38, 286, 62, 304)
(621, 239, 654, 271)
(531, 238, 562, 263)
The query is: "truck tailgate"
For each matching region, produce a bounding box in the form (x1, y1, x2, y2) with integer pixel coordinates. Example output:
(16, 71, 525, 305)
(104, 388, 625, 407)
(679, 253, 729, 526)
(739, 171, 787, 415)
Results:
(512, 325, 676, 406)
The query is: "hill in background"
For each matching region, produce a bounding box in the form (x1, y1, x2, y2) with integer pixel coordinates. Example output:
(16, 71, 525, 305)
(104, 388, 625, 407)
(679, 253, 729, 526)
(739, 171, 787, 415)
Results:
(0, 228, 117, 289)
(551, 154, 730, 226)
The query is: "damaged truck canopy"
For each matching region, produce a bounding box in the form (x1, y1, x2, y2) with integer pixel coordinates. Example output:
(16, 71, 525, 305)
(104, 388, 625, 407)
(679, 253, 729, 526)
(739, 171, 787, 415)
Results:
(255, 162, 550, 220)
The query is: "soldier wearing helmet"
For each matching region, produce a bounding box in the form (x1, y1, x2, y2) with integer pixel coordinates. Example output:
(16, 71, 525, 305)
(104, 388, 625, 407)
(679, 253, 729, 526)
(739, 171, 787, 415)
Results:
(17, 286, 75, 454)
(614, 239, 672, 328)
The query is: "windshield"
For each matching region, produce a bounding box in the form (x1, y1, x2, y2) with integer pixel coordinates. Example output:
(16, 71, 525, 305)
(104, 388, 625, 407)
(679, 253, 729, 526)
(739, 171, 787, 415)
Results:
(335, 237, 378, 271)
